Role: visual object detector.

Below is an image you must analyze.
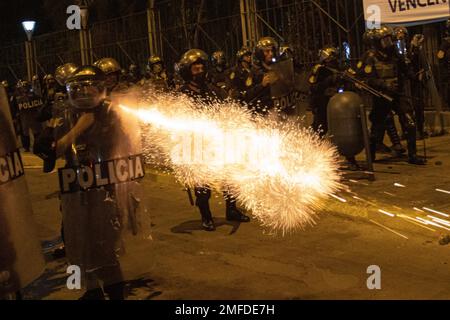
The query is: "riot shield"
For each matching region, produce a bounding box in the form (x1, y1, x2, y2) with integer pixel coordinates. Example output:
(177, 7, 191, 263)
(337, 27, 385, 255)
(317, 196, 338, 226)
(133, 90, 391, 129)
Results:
(269, 58, 299, 116)
(420, 49, 446, 135)
(0, 86, 45, 296)
(57, 102, 152, 289)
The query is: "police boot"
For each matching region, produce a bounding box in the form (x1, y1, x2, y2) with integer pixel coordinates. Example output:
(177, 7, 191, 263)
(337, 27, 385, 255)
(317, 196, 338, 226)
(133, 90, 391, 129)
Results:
(225, 198, 250, 223)
(79, 288, 105, 300)
(391, 144, 406, 157)
(408, 154, 426, 165)
(197, 202, 215, 231)
(345, 156, 360, 171)
(104, 282, 125, 300)
(22, 135, 31, 152)
(195, 189, 215, 231)
(376, 143, 391, 154)
(406, 131, 426, 165)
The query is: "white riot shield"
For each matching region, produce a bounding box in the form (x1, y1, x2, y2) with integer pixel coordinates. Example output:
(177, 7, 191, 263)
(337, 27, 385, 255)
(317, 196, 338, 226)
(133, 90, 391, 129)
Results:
(0, 86, 45, 296)
(58, 103, 151, 289)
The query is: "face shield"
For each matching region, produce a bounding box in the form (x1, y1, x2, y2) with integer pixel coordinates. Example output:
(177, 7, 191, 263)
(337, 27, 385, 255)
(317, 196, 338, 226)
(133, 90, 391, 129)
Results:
(262, 47, 276, 64)
(67, 80, 106, 111)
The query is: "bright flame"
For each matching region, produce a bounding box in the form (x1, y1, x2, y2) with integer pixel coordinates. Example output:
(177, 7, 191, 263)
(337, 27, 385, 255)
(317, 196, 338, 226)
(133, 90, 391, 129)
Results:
(118, 92, 342, 234)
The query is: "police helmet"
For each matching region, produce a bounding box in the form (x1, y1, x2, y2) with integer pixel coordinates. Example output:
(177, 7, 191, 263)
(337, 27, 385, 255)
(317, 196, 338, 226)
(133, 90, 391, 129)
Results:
(178, 49, 209, 82)
(66, 65, 107, 111)
(93, 57, 121, 75)
(55, 63, 78, 86)
(211, 51, 226, 67)
(236, 46, 252, 62)
(255, 37, 279, 64)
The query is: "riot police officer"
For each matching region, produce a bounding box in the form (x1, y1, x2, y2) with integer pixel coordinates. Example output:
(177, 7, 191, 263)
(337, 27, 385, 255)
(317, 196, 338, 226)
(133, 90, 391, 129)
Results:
(408, 33, 428, 140)
(309, 46, 342, 136)
(39, 63, 78, 260)
(209, 50, 230, 92)
(35, 65, 150, 299)
(178, 49, 250, 231)
(31, 75, 42, 98)
(1, 80, 16, 129)
(94, 57, 128, 96)
(437, 19, 450, 108)
(127, 64, 142, 85)
(229, 46, 253, 102)
(0, 83, 45, 299)
(13, 80, 44, 152)
(51, 63, 78, 137)
(245, 37, 280, 116)
(360, 29, 406, 157)
(142, 55, 172, 91)
(357, 26, 425, 165)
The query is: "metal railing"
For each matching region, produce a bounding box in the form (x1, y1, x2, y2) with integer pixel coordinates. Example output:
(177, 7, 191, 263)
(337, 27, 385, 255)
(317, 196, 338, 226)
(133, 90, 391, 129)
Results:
(0, 0, 446, 108)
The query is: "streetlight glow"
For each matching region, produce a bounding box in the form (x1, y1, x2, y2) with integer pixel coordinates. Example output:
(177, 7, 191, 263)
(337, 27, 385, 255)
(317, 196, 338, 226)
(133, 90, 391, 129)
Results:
(22, 21, 36, 32)
(22, 20, 36, 41)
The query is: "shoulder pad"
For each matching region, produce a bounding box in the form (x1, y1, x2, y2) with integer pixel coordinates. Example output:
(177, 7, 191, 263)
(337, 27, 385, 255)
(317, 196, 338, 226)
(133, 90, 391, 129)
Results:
(347, 68, 357, 75)
(312, 64, 323, 74)
(245, 76, 253, 87)
(364, 65, 373, 74)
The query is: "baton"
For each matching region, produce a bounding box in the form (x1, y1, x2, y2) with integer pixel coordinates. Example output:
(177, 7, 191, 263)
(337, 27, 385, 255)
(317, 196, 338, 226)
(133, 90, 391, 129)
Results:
(186, 187, 194, 206)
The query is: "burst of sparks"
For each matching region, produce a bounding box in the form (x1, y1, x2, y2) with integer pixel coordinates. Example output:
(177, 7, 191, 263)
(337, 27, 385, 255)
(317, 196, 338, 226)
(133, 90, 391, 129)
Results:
(118, 92, 342, 234)
(422, 207, 450, 218)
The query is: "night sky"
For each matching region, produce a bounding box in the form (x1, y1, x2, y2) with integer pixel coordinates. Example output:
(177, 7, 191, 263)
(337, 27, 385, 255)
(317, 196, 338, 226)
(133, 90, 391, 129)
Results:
(0, 0, 148, 45)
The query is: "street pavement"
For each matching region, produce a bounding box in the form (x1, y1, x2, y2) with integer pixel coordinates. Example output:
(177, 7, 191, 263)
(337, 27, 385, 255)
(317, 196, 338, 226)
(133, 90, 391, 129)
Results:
(20, 134, 450, 300)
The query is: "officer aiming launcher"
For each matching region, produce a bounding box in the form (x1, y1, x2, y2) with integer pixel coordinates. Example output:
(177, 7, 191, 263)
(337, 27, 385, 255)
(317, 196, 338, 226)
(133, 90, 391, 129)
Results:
(324, 66, 394, 102)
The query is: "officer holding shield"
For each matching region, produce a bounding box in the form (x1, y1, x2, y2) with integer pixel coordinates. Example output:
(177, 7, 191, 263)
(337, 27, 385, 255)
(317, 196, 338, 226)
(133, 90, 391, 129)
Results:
(229, 46, 253, 102)
(35, 65, 150, 299)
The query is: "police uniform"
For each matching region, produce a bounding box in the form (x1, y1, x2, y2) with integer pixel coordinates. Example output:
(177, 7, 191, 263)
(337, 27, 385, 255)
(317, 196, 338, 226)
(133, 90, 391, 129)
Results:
(308, 63, 340, 136)
(437, 34, 450, 107)
(357, 44, 423, 164)
(13, 82, 44, 151)
(35, 66, 150, 299)
(229, 63, 253, 102)
(245, 64, 273, 115)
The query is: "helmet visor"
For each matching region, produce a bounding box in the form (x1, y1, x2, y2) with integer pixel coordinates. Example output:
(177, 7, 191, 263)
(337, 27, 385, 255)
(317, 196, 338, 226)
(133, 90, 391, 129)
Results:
(67, 80, 105, 110)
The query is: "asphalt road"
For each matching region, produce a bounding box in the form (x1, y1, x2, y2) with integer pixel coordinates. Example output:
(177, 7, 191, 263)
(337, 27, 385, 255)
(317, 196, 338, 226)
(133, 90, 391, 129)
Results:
(20, 135, 450, 300)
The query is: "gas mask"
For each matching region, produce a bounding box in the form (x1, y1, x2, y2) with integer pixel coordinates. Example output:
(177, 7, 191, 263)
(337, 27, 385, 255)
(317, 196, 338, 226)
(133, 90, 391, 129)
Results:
(192, 72, 207, 86)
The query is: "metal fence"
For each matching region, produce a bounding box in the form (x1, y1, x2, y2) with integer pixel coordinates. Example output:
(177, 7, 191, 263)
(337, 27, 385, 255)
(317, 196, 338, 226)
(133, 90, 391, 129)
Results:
(0, 0, 447, 105)
(90, 11, 150, 70)
(34, 29, 82, 75)
(255, 0, 366, 66)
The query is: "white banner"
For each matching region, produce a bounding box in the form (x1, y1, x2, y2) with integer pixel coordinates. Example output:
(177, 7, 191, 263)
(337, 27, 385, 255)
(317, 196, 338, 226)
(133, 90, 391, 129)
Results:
(363, 0, 449, 26)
